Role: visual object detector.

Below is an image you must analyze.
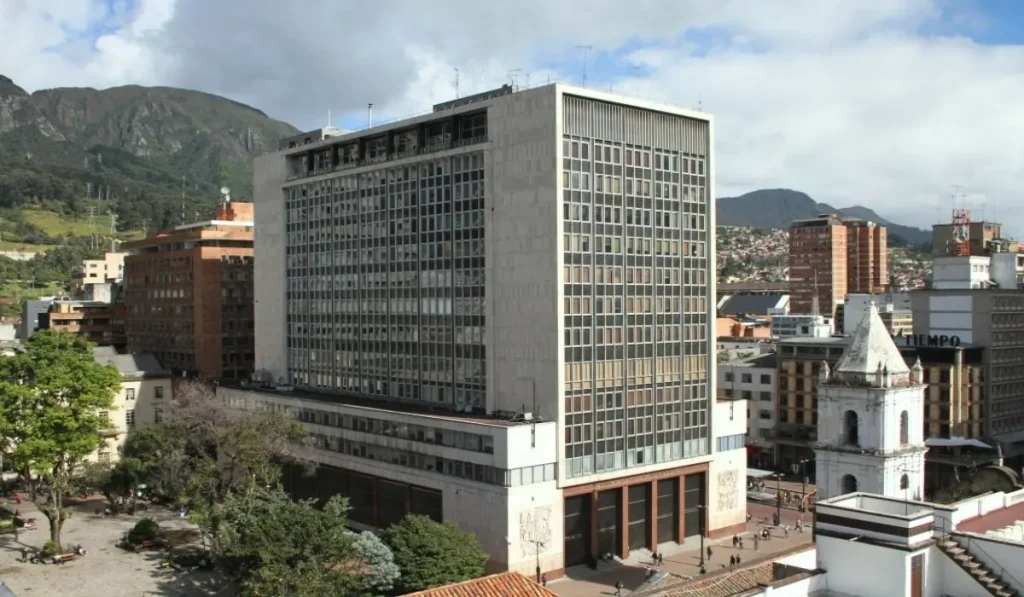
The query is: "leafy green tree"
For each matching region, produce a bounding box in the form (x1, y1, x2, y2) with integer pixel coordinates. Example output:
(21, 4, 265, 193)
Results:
(352, 530, 400, 594)
(0, 331, 121, 544)
(211, 486, 360, 597)
(384, 515, 488, 593)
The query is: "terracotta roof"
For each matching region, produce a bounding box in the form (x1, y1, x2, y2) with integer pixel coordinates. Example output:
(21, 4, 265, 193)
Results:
(654, 562, 776, 597)
(401, 572, 558, 597)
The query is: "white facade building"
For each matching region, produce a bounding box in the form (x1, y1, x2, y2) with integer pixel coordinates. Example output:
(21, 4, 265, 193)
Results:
(239, 83, 739, 577)
(814, 302, 928, 501)
(932, 255, 993, 289)
(770, 313, 833, 340)
(717, 353, 776, 466)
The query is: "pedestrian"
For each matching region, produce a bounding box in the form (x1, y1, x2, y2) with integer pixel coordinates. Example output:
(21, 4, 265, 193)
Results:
(729, 554, 736, 568)
(541, 574, 547, 587)
(615, 580, 624, 597)
(784, 527, 789, 538)
(700, 563, 707, 575)
(658, 552, 664, 566)
(754, 534, 760, 551)
(646, 567, 654, 580)
(707, 545, 713, 561)
(739, 536, 745, 549)
(732, 534, 738, 548)
(796, 520, 803, 533)
(736, 554, 742, 565)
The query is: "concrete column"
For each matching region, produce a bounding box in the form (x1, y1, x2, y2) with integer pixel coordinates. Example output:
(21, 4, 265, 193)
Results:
(650, 479, 659, 550)
(589, 492, 599, 561)
(620, 485, 629, 559)
(677, 474, 686, 541)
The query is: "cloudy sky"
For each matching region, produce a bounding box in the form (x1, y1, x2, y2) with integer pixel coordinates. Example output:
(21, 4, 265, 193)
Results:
(2, 0, 1024, 233)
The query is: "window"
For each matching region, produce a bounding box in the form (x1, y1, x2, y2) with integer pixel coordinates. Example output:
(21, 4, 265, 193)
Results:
(741, 374, 752, 384)
(98, 410, 109, 423)
(760, 374, 771, 385)
(126, 410, 136, 427)
(844, 411, 859, 446)
(724, 372, 734, 382)
(759, 410, 772, 420)
(760, 392, 772, 402)
(125, 388, 136, 401)
(717, 433, 744, 452)
(154, 386, 164, 399)
(154, 408, 164, 424)
(900, 410, 909, 445)
(98, 452, 111, 464)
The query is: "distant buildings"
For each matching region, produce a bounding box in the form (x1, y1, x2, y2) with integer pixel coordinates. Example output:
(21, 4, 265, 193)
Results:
(73, 251, 126, 292)
(18, 298, 52, 340)
(787, 214, 887, 318)
(122, 201, 254, 381)
(41, 299, 126, 351)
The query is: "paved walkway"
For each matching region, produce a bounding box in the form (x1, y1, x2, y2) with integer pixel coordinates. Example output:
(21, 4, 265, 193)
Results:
(0, 496, 226, 597)
(548, 502, 814, 596)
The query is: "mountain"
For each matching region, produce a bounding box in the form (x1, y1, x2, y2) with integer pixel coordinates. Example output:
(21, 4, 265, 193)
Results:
(0, 75, 299, 231)
(716, 189, 931, 247)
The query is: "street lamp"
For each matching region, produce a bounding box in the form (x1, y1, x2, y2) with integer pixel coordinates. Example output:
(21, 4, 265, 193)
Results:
(773, 472, 783, 525)
(791, 459, 810, 508)
(697, 504, 707, 566)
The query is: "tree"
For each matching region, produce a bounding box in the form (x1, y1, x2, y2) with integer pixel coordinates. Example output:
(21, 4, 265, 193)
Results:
(0, 331, 121, 545)
(211, 486, 361, 597)
(384, 515, 488, 593)
(352, 531, 400, 594)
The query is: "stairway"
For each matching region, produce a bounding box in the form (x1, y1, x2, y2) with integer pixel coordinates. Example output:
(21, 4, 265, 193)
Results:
(938, 539, 1019, 597)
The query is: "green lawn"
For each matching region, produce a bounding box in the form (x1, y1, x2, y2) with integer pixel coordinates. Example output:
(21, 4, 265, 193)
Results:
(20, 209, 105, 237)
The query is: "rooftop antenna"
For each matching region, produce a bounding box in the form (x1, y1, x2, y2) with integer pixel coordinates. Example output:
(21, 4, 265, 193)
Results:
(86, 205, 97, 251)
(220, 186, 231, 207)
(576, 45, 593, 86)
(453, 68, 460, 98)
(367, 103, 373, 128)
(508, 69, 522, 91)
(698, 93, 703, 112)
(327, 108, 331, 128)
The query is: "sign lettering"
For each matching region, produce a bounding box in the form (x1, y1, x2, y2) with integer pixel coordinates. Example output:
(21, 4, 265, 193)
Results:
(892, 331, 961, 348)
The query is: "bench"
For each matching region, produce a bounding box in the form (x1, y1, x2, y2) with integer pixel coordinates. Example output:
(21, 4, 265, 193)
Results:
(52, 553, 77, 565)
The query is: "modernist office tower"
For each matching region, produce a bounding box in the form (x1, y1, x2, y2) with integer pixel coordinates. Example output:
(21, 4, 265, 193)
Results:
(234, 84, 746, 576)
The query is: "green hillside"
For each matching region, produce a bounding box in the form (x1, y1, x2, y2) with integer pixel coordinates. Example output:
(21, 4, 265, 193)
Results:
(0, 74, 299, 233)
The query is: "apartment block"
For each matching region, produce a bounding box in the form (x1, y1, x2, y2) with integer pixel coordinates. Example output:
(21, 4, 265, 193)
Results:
(122, 201, 254, 380)
(718, 352, 776, 469)
(932, 221, 1002, 257)
(787, 215, 888, 319)
(73, 251, 126, 291)
(41, 299, 126, 350)
(231, 83, 744, 577)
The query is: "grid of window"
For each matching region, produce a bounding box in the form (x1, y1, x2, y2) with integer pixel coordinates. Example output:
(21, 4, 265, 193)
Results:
(716, 433, 744, 452)
(285, 151, 486, 410)
(561, 98, 711, 479)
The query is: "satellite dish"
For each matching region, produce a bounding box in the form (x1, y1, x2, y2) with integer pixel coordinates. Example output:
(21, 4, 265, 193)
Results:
(220, 186, 231, 196)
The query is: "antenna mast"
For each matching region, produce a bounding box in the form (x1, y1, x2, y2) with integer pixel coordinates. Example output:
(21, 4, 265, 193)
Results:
(576, 45, 593, 86)
(453, 68, 460, 98)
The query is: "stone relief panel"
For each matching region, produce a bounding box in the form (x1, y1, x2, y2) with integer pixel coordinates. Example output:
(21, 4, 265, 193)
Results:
(717, 469, 740, 512)
(519, 505, 552, 557)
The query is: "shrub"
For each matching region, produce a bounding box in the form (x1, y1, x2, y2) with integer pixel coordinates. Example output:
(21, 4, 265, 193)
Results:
(41, 540, 63, 557)
(384, 515, 487, 593)
(128, 518, 160, 544)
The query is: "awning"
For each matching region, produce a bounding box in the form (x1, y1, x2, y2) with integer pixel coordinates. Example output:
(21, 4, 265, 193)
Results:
(925, 438, 992, 449)
(747, 468, 775, 479)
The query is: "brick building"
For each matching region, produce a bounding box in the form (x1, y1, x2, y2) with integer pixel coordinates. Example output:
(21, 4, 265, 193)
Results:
(122, 202, 255, 381)
(787, 214, 888, 319)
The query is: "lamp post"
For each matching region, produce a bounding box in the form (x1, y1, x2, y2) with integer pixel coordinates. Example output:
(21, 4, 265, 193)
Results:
(773, 473, 782, 525)
(792, 458, 810, 504)
(697, 504, 707, 566)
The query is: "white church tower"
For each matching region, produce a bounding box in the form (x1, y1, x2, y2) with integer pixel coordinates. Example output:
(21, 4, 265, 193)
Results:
(814, 301, 928, 500)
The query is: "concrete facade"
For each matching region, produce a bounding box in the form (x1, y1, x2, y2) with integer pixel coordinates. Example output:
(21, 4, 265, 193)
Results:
(249, 84, 729, 576)
(89, 348, 171, 464)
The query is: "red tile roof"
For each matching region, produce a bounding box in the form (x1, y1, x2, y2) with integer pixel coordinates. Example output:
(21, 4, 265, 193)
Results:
(401, 572, 559, 597)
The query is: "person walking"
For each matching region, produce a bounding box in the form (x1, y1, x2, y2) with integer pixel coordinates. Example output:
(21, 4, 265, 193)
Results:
(736, 554, 742, 566)
(707, 545, 713, 561)
(753, 534, 760, 551)
(729, 554, 736, 568)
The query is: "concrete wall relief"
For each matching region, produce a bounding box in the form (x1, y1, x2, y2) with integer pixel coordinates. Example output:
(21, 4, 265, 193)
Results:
(519, 505, 552, 557)
(717, 469, 740, 511)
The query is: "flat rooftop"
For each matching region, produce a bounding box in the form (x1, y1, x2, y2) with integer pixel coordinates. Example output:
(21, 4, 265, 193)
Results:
(958, 501, 1024, 536)
(223, 383, 542, 428)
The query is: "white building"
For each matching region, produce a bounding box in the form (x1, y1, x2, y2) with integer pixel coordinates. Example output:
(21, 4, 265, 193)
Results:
(229, 83, 743, 577)
(90, 347, 171, 464)
(844, 292, 913, 335)
(815, 302, 928, 501)
(932, 255, 993, 289)
(717, 352, 776, 468)
(642, 486, 1024, 597)
(770, 313, 833, 340)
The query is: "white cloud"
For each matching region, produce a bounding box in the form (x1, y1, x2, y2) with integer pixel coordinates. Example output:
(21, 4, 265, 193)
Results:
(1, 0, 1023, 232)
